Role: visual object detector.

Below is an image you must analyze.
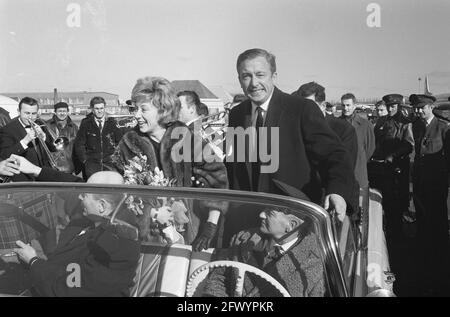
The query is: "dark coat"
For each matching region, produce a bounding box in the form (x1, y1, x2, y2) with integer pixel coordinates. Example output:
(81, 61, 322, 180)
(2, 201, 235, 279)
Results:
(73, 115, 123, 178)
(325, 114, 360, 216)
(0, 118, 56, 181)
(29, 216, 140, 297)
(412, 117, 450, 191)
(203, 228, 325, 297)
(373, 112, 414, 161)
(114, 122, 228, 243)
(341, 113, 375, 188)
(0, 107, 11, 128)
(325, 114, 358, 170)
(412, 116, 450, 286)
(46, 115, 79, 174)
(413, 117, 450, 168)
(226, 87, 355, 206)
(412, 117, 450, 211)
(372, 112, 414, 212)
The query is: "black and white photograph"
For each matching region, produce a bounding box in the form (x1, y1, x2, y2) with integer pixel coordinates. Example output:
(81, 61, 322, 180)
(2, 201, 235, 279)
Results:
(0, 0, 449, 299)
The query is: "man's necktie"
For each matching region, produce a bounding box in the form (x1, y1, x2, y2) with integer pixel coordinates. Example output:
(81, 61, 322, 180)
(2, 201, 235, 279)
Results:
(97, 120, 103, 133)
(267, 245, 284, 260)
(255, 106, 264, 129)
(252, 106, 264, 190)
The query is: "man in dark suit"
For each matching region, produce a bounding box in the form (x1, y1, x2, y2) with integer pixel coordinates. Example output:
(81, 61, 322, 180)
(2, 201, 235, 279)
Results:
(74, 97, 123, 181)
(225, 49, 355, 235)
(0, 97, 56, 181)
(203, 207, 325, 297)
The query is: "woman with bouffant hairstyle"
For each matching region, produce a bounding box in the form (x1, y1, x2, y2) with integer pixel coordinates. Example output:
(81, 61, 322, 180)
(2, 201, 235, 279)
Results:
(113, 76, 228, 251)
(131, 77, 180, 128)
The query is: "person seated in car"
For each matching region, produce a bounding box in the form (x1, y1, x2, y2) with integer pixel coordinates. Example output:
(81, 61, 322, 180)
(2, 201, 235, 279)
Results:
(203, 207, 325, 297)
(12, 171, 140, 297)
(0, 155, 84, 257)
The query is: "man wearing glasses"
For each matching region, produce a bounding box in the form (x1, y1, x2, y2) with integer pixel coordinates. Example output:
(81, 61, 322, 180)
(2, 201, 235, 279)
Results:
(74, 97, 123, 180)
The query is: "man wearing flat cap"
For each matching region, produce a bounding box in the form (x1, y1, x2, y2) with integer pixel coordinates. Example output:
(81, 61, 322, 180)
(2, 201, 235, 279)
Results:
(410, 94, 450, 295)
(46, 102, 79, 174)
(370, 94, 414, 243)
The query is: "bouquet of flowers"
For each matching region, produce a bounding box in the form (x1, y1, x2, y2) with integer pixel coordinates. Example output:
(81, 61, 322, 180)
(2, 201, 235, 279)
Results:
(117, 152, 189, 244)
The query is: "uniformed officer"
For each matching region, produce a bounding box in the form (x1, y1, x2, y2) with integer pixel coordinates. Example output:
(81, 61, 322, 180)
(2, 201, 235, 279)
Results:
(370, 94, 414, 242)
(410, 94, 450, 294)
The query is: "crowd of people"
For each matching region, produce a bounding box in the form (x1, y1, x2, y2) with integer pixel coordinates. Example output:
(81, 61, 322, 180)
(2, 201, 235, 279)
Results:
(0, 47, 449, 296)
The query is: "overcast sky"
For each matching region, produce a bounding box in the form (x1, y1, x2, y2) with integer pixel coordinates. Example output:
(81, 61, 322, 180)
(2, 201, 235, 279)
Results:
(1, 0, 449, 101)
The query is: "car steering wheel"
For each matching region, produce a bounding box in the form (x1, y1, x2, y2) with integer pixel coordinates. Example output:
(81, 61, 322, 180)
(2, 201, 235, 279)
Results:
(186, 260, 291, 297)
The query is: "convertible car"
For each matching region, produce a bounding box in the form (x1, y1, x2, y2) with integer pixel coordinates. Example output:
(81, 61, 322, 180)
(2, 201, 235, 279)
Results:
(0, 182, 394, 297)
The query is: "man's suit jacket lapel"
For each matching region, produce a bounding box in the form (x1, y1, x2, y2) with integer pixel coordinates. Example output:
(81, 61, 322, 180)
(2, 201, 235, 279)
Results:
(241, 101, 253, 130)
(89, 117, 101, 136)
(257, 87, 285, 191)
(13, 118, 43, 165)
(52, 222, 95, 256)
(236, 101, 253, 188)
(264, 87, 285, 128)
(424, 116, 437, 139)
(12, 118, 27, 141)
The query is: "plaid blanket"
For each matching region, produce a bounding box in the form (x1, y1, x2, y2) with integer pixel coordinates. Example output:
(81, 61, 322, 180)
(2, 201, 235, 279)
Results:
(0, 192, 58, 249)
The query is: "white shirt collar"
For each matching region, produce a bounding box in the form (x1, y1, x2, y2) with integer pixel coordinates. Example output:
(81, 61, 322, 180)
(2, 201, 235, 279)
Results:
(426, 115, 434, 126)
(18, 118, 29, 128)
(251, 90, 273, 123)
(275, 237, 299, 254)
(252, 91, 273, 113)
(95, 116, 105, 126)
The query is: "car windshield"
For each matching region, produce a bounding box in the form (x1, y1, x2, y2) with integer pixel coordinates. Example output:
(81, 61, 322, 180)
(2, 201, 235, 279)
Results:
(0, 182, 346, 297)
